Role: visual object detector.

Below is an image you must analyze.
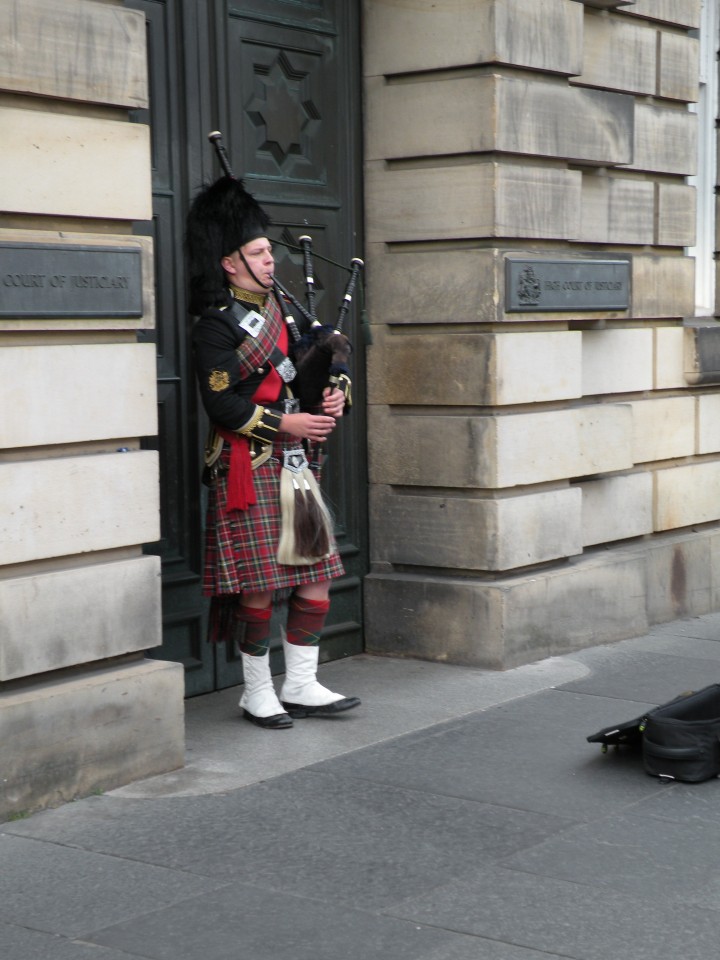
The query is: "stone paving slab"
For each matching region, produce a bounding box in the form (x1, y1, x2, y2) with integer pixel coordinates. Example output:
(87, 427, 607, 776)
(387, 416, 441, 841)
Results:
(0, 923, 137, 960)
(614, 632, 720, 660)
(387, 864, 720, 960)
(636, 778, 720, 825)
(85, 881, 569, 960)
(647, 615, 720, 641)
(498, 808, 720, 912)
(0, 834, 227, 939)
(305, 689, 666, 820)
(557, 646, 720, 702)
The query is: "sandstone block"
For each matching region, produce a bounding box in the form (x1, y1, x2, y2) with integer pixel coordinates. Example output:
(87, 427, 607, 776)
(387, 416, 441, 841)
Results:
(0, 0, 147, 107)
(572, 14, 656, 96)
(368, 404, 633, 488)
(624, 0, 701, 28)
(0, 343, 157, 448)
(366, 328, 491, 405)
(365, 74, 495, 161)
(0, 451, 160, 565)
(496, 551, 649, 664)
(367, 328, 582, 406)
(655, 183, 697, 247)
(646, 532, 713, 622)
(489, 405, 635, 487)
(629, 102, 697, 176)
(654, 327, 686, 388)
(684, 320, 720, 386)
(364, 244, 502, 325)
(580, 176, 654, 245)
(632, 255, 695, 319)
(363, 0, 583, 78)
(582, 328, 653, 396)
(367, 74, 633, 166)
(365, 570, 506, 668)
(371, 485, 582, 571)
(364, 547, 648, 669)
(0, 556, 162, 681)
(0, 108, 152, 220)
(658, 30, 699, 102)
(367, 408, 492, 488)
(0, 659, 184, 820)
(696, 395, 720, 454)
(630, 396, 696, 463)
(496, 80, 633, 165)
(580, 473, 653, 546)
(494, 331, 583, 404)
(655, 460, 720, 530)
(366, 161, 581, 243)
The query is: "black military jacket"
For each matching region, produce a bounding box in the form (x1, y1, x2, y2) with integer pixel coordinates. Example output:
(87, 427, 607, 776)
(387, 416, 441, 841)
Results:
(191, 290, 306, 445)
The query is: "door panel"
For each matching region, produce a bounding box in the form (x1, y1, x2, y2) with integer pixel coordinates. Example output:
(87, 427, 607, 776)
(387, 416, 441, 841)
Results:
(226, 19, 341, 193)
(129, 0, 366, 695)
(215, 3, 365, 689)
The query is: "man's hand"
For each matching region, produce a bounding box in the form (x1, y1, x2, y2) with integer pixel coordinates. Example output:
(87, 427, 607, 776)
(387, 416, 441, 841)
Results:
(280, 412, 337, 442)
(321, 386, 345, 419)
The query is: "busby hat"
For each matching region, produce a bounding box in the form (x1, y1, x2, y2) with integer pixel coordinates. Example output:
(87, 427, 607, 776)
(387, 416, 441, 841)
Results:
(186, 176, 271, 314)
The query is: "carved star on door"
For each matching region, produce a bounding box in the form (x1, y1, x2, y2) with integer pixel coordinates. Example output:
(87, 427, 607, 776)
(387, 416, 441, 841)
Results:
(247, 55, 319, 166)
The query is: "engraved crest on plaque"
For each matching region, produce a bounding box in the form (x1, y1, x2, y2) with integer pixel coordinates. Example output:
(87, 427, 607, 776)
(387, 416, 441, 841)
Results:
(517, 265, 542, 306)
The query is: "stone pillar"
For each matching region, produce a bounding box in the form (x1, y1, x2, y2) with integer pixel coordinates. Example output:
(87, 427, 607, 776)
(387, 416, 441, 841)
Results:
(0, 0, 184, 820)
(363, 0, 719, 668)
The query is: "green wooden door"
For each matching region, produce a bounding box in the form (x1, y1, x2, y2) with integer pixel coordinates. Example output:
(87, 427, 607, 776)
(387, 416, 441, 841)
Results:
(128, 0, 366, 695)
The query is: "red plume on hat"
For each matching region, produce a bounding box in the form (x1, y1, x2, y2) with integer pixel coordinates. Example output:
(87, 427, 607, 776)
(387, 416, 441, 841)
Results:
(185, 175, 271, 315)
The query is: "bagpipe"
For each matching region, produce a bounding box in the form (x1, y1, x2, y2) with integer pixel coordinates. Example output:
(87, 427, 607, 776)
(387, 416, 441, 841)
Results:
(208, 130, 363, 412)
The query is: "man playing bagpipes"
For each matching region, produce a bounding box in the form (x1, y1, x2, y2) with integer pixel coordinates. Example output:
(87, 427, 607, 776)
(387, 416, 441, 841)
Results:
(186, 171, 360, 729)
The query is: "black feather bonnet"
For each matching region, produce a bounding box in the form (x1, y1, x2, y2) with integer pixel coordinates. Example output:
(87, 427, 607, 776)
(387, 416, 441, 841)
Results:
(185, 176, 271, 315)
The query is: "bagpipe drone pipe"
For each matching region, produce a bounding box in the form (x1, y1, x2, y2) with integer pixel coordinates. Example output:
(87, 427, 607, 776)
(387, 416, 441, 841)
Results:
(207, 131, 364, 413)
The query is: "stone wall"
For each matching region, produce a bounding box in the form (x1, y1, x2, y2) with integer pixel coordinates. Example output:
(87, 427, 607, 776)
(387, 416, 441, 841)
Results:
(363, 0, 720, 667)
(0, 0, 184, 820)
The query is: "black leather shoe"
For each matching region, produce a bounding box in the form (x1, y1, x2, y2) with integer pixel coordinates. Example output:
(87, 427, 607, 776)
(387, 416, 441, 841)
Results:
(281, 697, 361, 719)
(242, 709, 293, 729)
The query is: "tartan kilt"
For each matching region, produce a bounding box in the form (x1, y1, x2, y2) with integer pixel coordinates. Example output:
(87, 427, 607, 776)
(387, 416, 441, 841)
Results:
(202, 439, 345, 596)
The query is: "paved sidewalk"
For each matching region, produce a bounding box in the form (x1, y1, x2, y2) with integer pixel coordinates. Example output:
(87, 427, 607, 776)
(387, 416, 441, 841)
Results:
(3, 614, 720, 959)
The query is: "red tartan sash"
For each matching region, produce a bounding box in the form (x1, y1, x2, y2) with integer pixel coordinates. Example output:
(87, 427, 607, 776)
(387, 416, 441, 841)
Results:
(233, 292, 285, 381)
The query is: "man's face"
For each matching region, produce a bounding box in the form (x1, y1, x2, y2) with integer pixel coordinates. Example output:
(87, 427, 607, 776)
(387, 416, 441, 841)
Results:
(221, 237, 274, 293)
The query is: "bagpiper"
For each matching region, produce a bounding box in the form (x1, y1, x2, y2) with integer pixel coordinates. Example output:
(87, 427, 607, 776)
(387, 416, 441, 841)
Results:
(186, 173, 360, 729)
